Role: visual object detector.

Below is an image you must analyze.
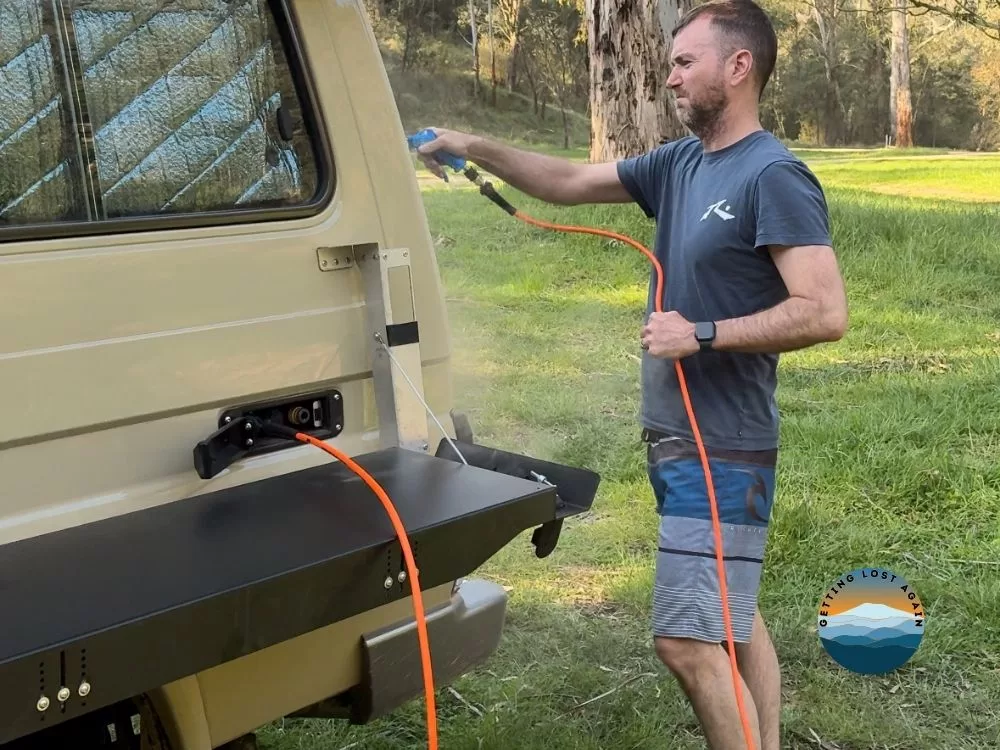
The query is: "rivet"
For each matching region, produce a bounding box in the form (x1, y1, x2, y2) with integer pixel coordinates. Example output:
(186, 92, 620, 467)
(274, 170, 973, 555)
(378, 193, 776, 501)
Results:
(78, 681, 91, 697)
(335, 424, 342, 431)
(37, 696, 49, 712)
(321, 259, 328, 267)
(333, 258, 340, 265)
(244, 422, 252, 431)
(224, 416, 232, 423)
(383, 576, 393, 589)
(57, 687, 70, 703)
(398, 570, 407, 583)
(246, 438, 254, 447)
(333, 394, 341, 401)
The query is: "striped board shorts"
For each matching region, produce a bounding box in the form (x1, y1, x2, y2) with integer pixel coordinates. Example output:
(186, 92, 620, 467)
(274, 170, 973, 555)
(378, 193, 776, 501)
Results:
(645, 433, 777, 643)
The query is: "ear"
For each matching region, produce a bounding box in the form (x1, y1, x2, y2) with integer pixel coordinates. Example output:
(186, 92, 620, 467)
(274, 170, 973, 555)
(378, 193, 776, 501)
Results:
(728, 49, 754, 88)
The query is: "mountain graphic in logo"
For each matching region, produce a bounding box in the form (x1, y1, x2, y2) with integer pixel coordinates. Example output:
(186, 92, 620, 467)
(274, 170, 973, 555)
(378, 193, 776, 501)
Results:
(817, 568, 925, 674)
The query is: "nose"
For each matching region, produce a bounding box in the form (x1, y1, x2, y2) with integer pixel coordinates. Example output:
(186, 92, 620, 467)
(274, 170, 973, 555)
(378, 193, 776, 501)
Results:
(667, 66, 681, 89)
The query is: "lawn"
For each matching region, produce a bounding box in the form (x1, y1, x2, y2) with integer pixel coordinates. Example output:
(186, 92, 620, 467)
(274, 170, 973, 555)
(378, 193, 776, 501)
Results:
(258, 152, 1000, 749)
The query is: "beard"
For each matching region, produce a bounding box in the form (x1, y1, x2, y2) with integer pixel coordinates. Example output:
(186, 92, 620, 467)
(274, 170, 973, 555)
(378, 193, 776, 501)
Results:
(674, 82, 728, 142)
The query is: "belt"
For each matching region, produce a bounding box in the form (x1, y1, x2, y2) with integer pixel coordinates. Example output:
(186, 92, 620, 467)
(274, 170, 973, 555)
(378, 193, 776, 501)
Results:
(641, 428, 672, 443)
(643, 427, 778, 465)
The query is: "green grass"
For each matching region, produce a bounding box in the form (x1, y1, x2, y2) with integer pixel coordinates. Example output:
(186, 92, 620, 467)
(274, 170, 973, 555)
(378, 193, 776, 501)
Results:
(810, 156, 1000, 204)
(257, 156, 1000, 749)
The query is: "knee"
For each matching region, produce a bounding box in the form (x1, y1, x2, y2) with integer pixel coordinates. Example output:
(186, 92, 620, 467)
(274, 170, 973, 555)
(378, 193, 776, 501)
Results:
(654, 636, 715, 681)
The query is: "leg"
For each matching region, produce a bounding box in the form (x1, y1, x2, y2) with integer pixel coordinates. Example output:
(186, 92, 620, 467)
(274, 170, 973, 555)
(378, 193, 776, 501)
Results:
(727, 610, 781, 750)
(645, 435, 780, 750)
(656, 636, 761, 750)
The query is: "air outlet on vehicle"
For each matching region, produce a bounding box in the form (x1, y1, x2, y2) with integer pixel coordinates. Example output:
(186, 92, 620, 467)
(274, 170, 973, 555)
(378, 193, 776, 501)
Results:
(193, 391, 344, 479)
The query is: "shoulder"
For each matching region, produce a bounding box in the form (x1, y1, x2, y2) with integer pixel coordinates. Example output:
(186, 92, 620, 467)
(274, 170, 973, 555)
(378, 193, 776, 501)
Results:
(666, 135, 703, 164)
(739, 137, 826, 208)
(620, 135, 698, 169)
(747, 134, 823, 185)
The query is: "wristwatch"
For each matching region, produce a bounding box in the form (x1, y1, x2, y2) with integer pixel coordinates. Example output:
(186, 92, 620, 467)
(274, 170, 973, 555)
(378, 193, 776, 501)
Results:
(694, 321, 716, 351)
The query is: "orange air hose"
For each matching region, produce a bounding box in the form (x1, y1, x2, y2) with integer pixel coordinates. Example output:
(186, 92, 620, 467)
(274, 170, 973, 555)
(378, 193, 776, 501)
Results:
(513, 210, 757, 750)
(289, 431, 439, 749)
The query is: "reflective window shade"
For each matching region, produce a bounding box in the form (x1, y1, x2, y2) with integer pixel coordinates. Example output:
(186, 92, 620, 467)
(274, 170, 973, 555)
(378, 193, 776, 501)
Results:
(0, 1, 89, 224)
(1, 0, 322, 231)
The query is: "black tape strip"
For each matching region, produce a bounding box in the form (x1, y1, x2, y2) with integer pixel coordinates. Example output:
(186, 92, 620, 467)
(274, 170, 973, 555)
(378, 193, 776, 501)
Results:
(385, 321, 419, 347)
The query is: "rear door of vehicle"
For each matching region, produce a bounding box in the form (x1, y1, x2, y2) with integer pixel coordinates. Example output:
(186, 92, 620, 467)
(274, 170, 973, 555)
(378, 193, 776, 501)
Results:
(0, 0, 424, 544)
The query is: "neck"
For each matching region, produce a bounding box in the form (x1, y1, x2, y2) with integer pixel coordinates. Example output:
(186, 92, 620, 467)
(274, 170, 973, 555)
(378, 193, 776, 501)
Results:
(700, 106, 763, 152)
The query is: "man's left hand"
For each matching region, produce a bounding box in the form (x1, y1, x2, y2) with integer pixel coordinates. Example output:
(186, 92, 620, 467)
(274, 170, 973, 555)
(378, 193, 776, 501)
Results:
(640, 312, 699, 359)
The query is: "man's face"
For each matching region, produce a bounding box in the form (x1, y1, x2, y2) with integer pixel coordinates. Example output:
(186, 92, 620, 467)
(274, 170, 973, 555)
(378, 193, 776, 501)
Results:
(667, 16, 731, 136)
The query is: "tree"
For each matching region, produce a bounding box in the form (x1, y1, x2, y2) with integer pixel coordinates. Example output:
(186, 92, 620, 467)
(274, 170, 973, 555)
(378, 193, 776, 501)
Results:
(585, 0, 693, 161)
(803, 0, 849, 145)
(890, 0, 914, 146)
(528, 0, 587, 148)
(467, 0, 481, 98)
(496, 0, 527, 89)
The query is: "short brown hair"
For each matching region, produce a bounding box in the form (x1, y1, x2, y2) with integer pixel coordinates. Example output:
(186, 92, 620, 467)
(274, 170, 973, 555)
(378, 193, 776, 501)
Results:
(672, 0, 778, 97)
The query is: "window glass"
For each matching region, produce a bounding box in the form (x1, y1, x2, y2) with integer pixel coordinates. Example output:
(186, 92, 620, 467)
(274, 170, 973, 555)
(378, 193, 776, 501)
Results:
(0, 1, 89, 224)
(1, 0, 322, 232)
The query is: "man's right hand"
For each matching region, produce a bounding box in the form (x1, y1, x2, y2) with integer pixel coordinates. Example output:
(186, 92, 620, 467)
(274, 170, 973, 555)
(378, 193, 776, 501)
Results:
(415, 128, 481, 180)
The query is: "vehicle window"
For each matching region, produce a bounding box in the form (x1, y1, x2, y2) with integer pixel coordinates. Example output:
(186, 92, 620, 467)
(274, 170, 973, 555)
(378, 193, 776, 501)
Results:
(1, 0, 323, 232)
(0, 1, 90, 225)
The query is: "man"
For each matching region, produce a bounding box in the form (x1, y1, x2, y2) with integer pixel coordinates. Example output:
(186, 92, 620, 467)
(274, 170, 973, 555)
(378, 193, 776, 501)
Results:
(417, 1, 848, 748)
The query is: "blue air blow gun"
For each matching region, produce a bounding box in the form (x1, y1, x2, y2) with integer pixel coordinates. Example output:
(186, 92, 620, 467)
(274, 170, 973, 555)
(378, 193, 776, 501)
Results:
(406, 128, 467, 175)
(405, 128, 516, 214)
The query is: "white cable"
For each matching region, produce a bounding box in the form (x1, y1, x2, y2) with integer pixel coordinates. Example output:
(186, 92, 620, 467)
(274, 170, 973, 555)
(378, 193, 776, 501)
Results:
(375, 333, 469, 465)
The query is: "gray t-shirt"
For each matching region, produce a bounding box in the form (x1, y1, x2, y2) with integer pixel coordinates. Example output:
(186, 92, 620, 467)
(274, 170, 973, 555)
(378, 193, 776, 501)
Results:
(617, 130, 832, 451)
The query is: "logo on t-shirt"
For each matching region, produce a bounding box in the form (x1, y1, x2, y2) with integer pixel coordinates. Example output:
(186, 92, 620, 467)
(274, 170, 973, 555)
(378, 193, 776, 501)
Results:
(817, 567, 925, 674)
(700, 199, 735, 222)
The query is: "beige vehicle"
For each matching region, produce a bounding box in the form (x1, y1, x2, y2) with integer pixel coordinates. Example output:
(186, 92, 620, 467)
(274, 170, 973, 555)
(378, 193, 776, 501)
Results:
(0, 1, 598, 748)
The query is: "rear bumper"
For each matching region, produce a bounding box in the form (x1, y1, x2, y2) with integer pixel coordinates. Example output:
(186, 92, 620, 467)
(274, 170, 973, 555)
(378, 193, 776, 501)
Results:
(0, 444, 598, 745)
(358, 577, 506, 723)
(294, 577, 507, 724)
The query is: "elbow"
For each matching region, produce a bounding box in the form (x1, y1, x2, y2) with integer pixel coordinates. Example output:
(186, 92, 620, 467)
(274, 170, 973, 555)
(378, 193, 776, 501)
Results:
(820, 303, 848, 342)
(549, 185, 582, 206)
(549, 194, 576, 206)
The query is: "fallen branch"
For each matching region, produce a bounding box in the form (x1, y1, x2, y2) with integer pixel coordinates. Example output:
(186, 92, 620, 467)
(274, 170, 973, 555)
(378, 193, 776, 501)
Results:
(336, 732, 390, 750)
(904, 551, 1000, 568)
(448, 686, 484, 717)
(555, 672, 657, 719)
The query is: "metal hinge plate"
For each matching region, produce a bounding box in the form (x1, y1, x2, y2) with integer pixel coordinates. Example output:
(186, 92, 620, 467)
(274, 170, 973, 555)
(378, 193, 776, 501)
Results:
(317, 246, 356, 271)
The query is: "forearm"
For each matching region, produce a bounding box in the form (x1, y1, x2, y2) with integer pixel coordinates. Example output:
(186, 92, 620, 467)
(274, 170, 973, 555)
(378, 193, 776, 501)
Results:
(467, 137, 581, 204)
(713, 296, 847, 354)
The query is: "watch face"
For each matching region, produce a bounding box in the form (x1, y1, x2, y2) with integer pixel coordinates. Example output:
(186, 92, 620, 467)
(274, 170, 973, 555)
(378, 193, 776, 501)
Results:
(696, 322, 715, 341)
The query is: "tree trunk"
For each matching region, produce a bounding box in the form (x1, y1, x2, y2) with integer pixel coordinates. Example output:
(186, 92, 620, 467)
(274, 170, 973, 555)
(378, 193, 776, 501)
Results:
(585, 0, 692, 161)
(469, 0, 480, 99)
(507, 36, 520, 91)
(524, 60, 538, 114)
(558, 43, 570, 149)
(810, 2, 846, 145)
(561, 103, 570, 149)
(488, 0, 497, 106)
(890, 0, 913, 147)
(500, 0, 524, 91)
